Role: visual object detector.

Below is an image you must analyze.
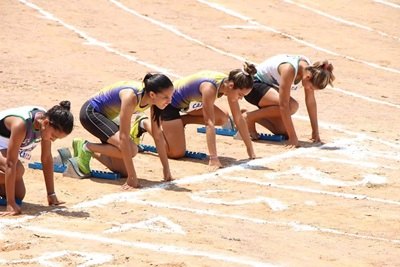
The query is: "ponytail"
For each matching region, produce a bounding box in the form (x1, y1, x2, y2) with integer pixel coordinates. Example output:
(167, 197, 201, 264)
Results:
(228, 62, 257, 89)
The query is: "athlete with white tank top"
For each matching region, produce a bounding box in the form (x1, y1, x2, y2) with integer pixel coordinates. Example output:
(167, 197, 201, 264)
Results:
(244, 54, 335, 147)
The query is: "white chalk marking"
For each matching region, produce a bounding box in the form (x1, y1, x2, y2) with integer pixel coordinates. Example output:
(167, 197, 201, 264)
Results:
(18, 0, 179, 78)
(284, 0, 400, 41)
(0, 216, 34, 239)
(104, 215, 185, 235)
(124, 198, 400, 244)
(73, 147, 309, 209)
(265, 166, 387, 187)
(190, 190, 288, 211)
(226, 176, 400, 206)
(23, 225, 277, 267)
(109, 0, 247, 63)
(373, 0, 400, 8)
(0, 250, 113, 267)
(302, 155, 382, 169)
(197, 0, 400, 74)
(74, 134, 398, 210)
(294, 114, 400, 149)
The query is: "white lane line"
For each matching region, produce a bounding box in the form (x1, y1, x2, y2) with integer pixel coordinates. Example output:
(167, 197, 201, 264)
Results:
(373, 0, 400, 8)
(329, 87, 400, 109)
(23, 225, 277, 267)
(0, 251, 113, 267)
(264, 166, 387, 187)
(284, 0, 400, 41)
(18, 0, 180, 78)
(294, 114, 400, 148)
(124, 199, 400, 244)
(108, 0, 248, 63)
(104, 215, 186, 234)
(226, 176, 400, 206)
(73, 148, 311, 209)
(190, 190, 288, 211)
(196, 0, 400, 75)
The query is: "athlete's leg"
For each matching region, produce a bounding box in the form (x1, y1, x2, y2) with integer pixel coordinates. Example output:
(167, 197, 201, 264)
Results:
(92, 153, 129, 177)
(246, 89, 298, 136)
(181, 105, 228, 126)
(0, 150, 26, 200)
(162, 118, 186, 159)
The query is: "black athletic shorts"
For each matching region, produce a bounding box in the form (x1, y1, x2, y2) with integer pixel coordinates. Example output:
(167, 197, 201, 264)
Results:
(160, 104, 181, 121)
(244, 79, 276, 108)
(79, 100, 119, 143)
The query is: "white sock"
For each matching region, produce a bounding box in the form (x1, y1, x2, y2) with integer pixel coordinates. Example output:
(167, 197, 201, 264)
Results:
(82, 142, 91, 152)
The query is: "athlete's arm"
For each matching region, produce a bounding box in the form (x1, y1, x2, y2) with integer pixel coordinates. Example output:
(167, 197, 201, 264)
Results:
(200, 82, 222, 168)
(304, 87, 321, 143)
(41, 138, 64, 206)
(228, 96, 255, 159)
(150, 106, 172, 181)
(2, 117, 26, 215)
(119, 89, 139, 188)
(278, 63, 298, 148)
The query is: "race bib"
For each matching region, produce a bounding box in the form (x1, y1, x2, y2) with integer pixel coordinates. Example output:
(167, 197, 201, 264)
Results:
(185, 102, 203, 113)
(19, 149, 32, 160)
(19, 141, 39, 160)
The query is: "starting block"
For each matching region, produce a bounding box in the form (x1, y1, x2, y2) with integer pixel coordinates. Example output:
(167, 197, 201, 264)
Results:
(258, 133, 286, 142)
(63, 157, 120, 180)
(197, 127, 236, 136)
(0, 197, 23, 206)
(27, 147, 120, 180)
(197, 127, 285, 142)
(28, 162, 67, 173)
(58, 147, 72, 165)
(139, 144, 207, 160)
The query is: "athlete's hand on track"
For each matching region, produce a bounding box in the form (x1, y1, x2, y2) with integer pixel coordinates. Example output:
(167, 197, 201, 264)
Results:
(122, 177, 140, 190)
(0, 203, 21, 216)
(47, 194, 65, 206)
(208, 156, 223, 171)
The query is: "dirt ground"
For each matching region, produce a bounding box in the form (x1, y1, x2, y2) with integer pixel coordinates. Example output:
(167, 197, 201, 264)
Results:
(1, 0, 399, 266)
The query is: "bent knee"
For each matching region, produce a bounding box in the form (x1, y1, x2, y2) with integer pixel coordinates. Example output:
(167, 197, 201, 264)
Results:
(215, 114, 229, 126)
(16, 162, 25, 180)
(167, 150, 186, 159)
(290, 99, 299, 114)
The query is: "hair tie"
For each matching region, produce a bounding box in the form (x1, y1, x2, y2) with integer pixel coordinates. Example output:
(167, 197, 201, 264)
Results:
(241, 67, 249, 76)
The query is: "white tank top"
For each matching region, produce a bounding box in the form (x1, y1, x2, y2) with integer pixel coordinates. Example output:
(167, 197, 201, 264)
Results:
(255, 54, 311, 90)
(0, 106, 45, 159)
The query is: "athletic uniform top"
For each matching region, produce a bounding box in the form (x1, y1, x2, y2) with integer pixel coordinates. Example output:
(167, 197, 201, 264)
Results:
(0, 106, 44, 159)
(255, 54, 312, 90)
(89, 81, 149, 120)
(171, 71, 226, 110)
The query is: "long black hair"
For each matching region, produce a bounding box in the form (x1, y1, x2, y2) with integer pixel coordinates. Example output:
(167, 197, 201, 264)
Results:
(143, 73, 173, 126)
(45, 100, 74, 134)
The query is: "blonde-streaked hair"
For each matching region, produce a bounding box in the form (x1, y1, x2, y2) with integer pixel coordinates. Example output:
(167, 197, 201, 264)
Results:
(306, 60, 335, 89)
